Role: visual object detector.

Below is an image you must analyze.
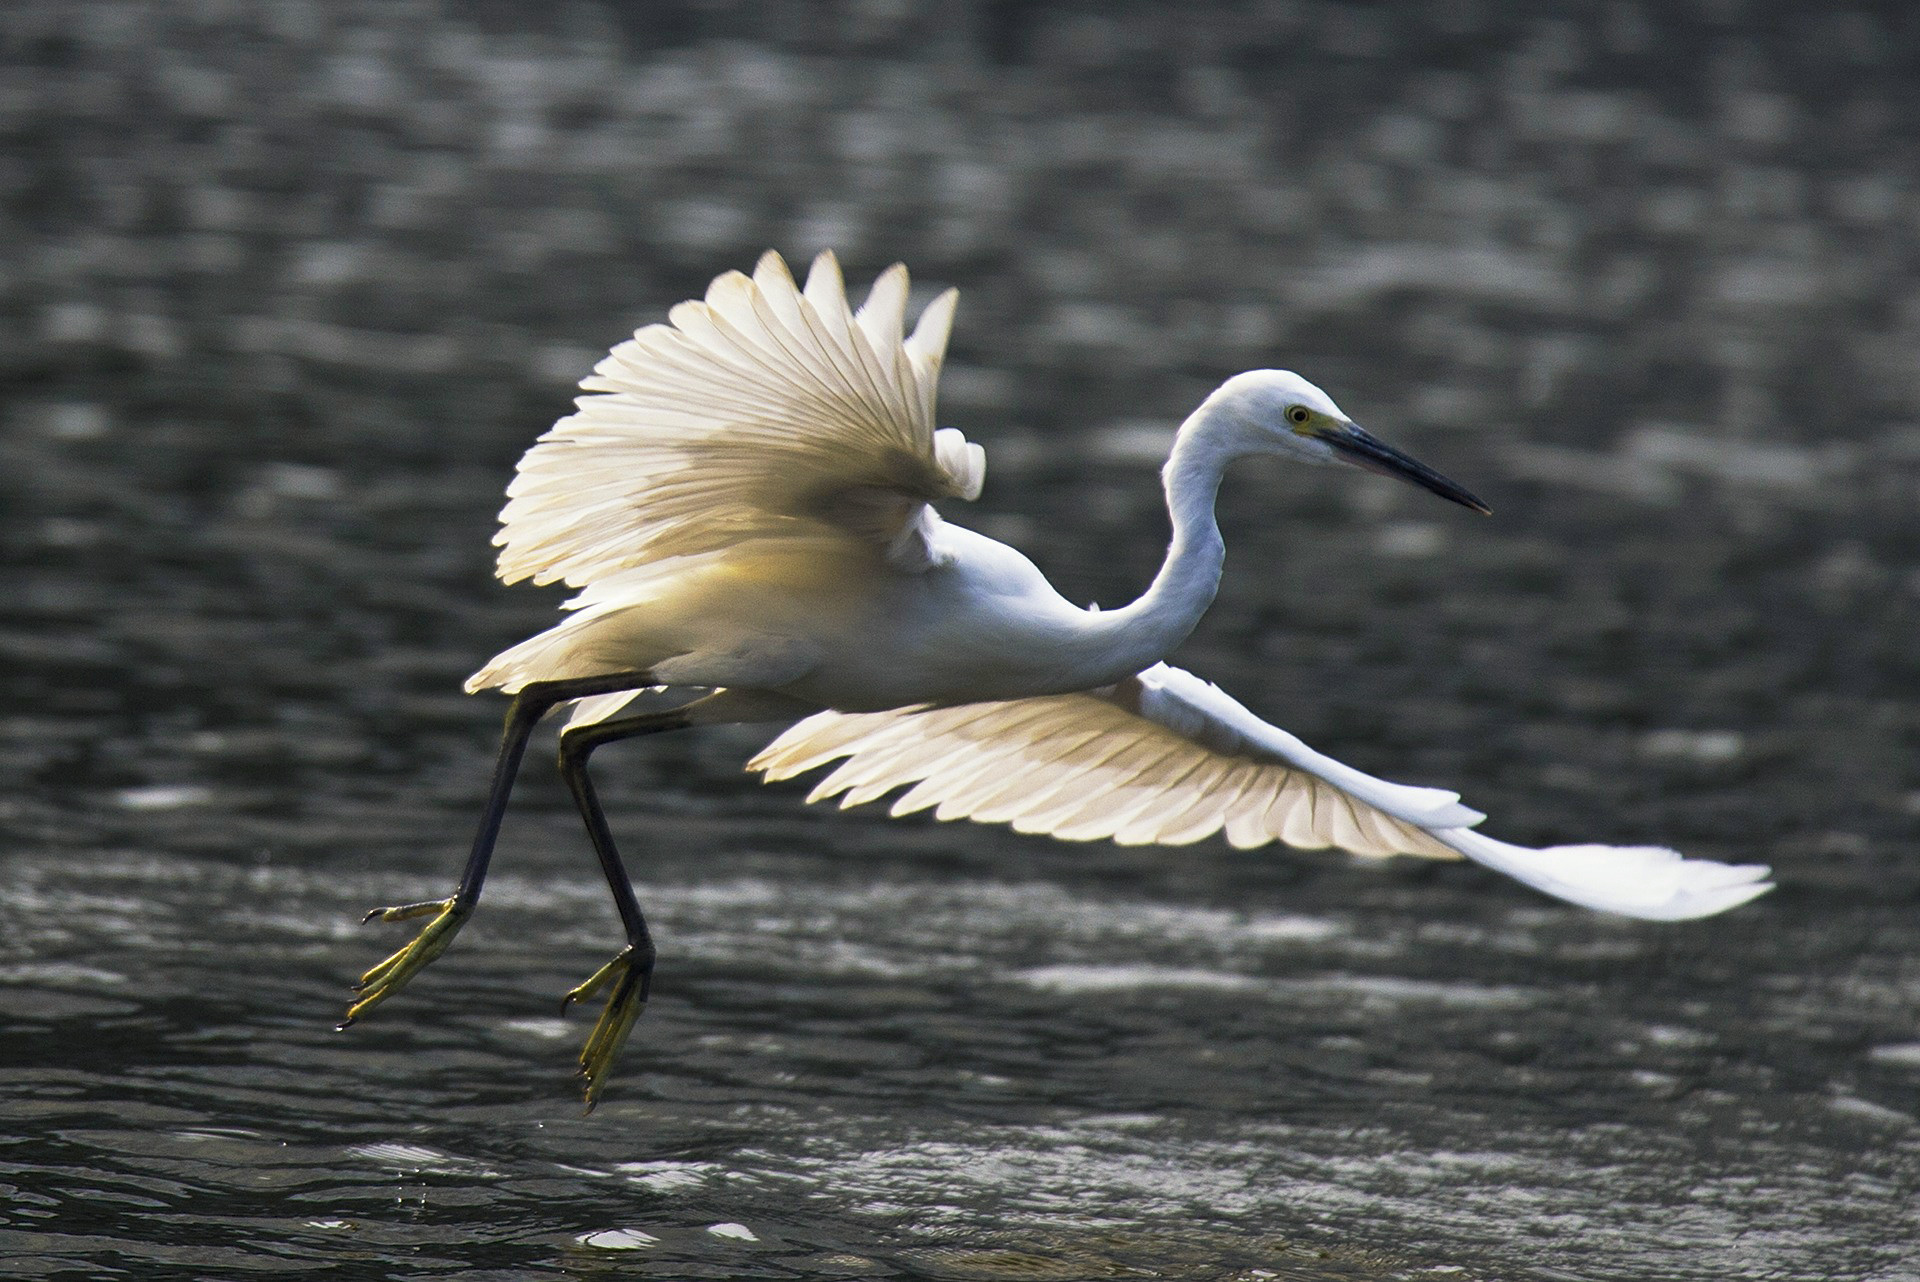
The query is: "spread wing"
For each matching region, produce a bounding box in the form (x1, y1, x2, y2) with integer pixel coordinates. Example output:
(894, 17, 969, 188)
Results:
(749, 663, 1774, 921)
(494, 250, 985, 586)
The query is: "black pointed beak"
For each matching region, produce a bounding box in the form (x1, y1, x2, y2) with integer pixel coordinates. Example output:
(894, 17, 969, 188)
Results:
(1321, 421, 1491, 515)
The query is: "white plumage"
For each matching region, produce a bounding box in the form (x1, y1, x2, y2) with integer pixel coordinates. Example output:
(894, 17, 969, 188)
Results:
(347, 249, 1771, 1109)
(750, 662, 1769, 920)
(752, 663, 1479, 857)
(480, 247, 1771, 911)
(491, 252, 973, 591)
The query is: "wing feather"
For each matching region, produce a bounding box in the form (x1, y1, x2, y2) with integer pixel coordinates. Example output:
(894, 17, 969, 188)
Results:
(1274, 777, 1324, 851)
(929, 724, 1145, 828)
(1223, 771, 1283, 849)
(965, 727, 1113, 822)
(1038, 739, 1190, 839)
(1114, 755, 1234, 846)
(494, 251, 980, 589)
(906, 288, 958, 429)
(1323, 791, 1370, 856)
(746, 662, 1773, 920)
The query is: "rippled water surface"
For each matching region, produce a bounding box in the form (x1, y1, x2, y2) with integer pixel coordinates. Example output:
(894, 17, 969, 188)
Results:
(5, 790, 1918, 1279)
(6, 2, 1920, 1278)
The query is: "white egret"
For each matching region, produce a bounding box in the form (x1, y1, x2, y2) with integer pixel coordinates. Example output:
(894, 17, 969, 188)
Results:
(340, 250, 1771, 1109)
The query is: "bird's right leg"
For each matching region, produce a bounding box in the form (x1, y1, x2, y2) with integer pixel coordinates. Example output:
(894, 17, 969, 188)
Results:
(552, 703, 704, 1111)
(340, 671, 653, 1030)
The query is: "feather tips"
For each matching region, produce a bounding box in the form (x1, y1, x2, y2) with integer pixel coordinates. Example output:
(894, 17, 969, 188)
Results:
(749, 665, 1469, 861)
(493, 251, 980, 590)
(746, 663, 1772, 919)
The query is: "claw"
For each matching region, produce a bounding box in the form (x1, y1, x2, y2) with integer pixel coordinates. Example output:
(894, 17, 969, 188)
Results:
(338, 897, 469, 1029)
(564, 946, 651, 1113)
(561, 951, 627, 1012)
(360, 899, 448, 926)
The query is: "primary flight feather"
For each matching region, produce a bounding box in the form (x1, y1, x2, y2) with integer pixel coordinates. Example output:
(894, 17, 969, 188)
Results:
(343, 250, 1772, 1109)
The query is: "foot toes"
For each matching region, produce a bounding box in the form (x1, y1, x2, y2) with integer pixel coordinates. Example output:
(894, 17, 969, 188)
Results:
(361, 897, 455, 926)
(340, 899, 469, 1026)
(562, 949, 631, 1012)
(572, 957, 651, 1112)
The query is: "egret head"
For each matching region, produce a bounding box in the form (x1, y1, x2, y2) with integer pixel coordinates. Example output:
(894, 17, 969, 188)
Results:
(1205, 369, 1490, 514)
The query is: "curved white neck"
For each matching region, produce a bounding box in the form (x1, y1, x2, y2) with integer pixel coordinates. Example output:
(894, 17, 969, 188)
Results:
(1073, 411, 1232, 681)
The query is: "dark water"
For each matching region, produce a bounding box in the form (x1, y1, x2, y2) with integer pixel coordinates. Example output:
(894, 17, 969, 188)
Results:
(3, 830, 1917, 1280)
(4, 3, 1920, 1278)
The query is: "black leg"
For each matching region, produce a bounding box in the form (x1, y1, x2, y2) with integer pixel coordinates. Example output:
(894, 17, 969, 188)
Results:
(553, 706, 694, 1111)
(339, 671, 654, 1030)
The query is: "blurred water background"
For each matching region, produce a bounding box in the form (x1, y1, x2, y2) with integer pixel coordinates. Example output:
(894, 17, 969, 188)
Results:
(3, 2, 1919, 1278)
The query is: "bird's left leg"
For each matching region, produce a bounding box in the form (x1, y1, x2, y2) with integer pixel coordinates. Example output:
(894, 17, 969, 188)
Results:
(341, 671, 653, 1030)
(553, 703, 701, 1111)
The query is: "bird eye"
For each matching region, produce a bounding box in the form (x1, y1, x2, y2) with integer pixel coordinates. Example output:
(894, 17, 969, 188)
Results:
(1286, 406, 1311, 426)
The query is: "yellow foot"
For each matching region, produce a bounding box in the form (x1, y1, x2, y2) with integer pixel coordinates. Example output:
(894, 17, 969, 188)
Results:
(338, 897, 471, 1029)
(563, 945, 652, 1113)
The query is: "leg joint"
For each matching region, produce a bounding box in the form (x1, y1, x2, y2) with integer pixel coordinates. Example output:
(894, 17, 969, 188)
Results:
(559, 708, 693, 772)
(512, 671, 655, 721)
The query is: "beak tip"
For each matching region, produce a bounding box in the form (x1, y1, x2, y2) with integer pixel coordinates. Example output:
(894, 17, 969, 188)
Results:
(1325, 421, 1490, 518)
(1435, 486, 1491, 516)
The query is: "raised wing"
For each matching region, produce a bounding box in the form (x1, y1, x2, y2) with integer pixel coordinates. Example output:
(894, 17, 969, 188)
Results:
(494, 250, 984, 586)
(749, 663, 1773, 921)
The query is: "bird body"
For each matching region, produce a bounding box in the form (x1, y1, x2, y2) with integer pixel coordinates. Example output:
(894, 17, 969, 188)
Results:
(474, 515, 1147, 713)
(345, 249, 1772, 1108)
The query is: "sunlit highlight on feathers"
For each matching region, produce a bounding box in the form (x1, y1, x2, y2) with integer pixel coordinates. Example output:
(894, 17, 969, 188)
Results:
(491, 251, 974, 592)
